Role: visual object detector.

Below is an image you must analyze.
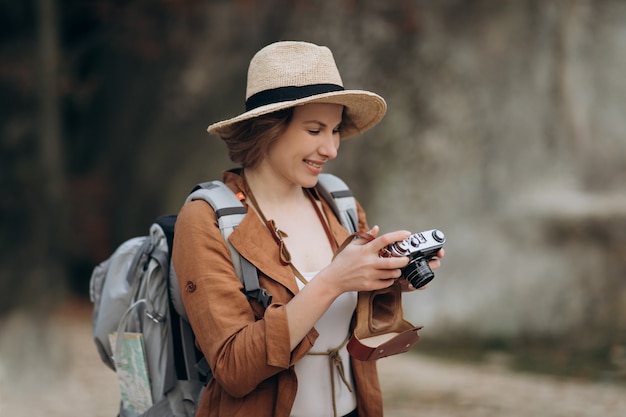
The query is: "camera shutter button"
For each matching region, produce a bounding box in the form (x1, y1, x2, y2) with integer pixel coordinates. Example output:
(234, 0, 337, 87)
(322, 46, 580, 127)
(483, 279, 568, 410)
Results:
(432, 230, 445, 243)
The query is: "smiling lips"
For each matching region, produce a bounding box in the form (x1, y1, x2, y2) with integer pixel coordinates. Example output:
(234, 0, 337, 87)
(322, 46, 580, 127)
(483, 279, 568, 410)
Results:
(305, 159, 323, 169)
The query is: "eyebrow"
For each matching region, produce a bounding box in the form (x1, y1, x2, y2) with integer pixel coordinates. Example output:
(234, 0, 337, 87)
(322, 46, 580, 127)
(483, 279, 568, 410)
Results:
(303, 120, 326, 126)
(303, 120, 342, 128)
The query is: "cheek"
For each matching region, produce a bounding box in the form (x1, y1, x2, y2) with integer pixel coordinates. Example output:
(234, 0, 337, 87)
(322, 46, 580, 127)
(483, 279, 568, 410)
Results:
(266, 141, 298, 169)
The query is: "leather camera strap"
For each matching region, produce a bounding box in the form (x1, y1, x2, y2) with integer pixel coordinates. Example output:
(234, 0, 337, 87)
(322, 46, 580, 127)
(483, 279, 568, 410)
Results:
(242, 174, 337, 285)
(333, 231, 375, 260)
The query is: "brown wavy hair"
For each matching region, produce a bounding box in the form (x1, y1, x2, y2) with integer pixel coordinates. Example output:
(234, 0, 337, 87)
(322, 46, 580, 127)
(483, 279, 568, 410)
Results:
(218, 107, 355, 169)
(219, 109, 293, 168)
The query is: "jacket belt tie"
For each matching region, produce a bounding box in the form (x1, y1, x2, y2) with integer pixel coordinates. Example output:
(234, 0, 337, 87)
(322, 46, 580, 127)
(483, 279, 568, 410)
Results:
(307, 334, 352, 417)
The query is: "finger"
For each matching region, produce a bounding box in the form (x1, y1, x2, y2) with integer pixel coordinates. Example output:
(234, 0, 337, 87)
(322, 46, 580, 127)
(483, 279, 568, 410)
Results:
(351, 232, 376, 246)
(369, 278, 397, 291)
(399, 278, 416, 292)
(428, 258, 441, 271)
(380, 277, 398, 287)
(378, 255, 410, 269)
(348, 225, 383, 247)
(364, 264, 404, 281)
(368, 225, 380, 238)
(372, 230, 412, 252)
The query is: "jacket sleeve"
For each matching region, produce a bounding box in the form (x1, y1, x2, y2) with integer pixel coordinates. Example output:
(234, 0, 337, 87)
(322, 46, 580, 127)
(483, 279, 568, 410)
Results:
(355, 198, 369, 233)
(172, 200, 312, 398)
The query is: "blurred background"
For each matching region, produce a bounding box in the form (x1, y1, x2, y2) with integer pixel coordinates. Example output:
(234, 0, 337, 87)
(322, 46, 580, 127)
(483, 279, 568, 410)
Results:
(1, 0, 626, 414)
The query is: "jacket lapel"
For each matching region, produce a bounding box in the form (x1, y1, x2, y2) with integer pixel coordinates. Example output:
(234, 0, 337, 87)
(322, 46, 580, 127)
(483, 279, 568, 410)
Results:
(321, 198, 352, 250)
(228, 208, 300, 296)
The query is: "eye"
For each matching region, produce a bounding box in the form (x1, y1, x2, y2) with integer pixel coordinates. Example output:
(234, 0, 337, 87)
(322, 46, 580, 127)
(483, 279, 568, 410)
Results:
(307, 129, 321, 135)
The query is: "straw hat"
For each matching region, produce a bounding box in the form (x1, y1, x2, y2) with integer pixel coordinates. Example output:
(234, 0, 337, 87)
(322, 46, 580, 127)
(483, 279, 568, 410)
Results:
(207, 41, 387, 140)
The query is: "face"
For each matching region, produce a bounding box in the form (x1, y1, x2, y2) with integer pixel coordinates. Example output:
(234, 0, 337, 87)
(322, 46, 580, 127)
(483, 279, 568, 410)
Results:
(263, 102, 343, 188)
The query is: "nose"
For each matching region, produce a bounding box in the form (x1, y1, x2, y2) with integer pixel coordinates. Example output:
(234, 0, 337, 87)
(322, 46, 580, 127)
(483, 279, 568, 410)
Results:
(319, 131, 340, 160)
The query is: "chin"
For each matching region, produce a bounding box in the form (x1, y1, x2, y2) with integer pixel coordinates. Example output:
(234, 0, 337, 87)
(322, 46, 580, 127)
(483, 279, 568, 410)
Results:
(299, 174, 320, 189)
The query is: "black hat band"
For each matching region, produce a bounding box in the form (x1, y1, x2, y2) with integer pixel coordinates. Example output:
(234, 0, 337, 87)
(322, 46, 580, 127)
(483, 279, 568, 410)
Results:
(245, 83, 344, 111)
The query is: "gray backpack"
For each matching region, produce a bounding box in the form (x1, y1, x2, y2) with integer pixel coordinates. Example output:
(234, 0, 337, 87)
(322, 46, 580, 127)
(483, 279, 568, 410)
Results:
(89, 173, 357, 417)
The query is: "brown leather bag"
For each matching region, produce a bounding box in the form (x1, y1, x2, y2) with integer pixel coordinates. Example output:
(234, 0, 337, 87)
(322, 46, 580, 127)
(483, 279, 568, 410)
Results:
(347, 280, 422, 360)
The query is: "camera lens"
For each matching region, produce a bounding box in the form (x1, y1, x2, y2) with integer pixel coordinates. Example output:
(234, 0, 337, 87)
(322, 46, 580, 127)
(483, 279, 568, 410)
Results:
(403, 257, 435, 289)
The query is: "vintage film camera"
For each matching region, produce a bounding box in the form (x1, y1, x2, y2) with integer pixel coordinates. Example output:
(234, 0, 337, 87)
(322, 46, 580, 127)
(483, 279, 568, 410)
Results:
(380, 229, 446, 289)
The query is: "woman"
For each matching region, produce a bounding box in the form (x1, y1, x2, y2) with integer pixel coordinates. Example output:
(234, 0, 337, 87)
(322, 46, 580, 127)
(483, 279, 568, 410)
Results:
(172, 41, 443, 417)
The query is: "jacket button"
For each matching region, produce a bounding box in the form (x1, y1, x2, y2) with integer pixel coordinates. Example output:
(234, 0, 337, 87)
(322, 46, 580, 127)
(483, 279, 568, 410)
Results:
(185, 281, 196, 293)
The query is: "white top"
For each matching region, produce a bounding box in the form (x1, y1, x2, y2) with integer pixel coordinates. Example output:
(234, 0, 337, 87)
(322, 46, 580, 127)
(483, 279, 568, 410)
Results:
(290, 271, 358, 417)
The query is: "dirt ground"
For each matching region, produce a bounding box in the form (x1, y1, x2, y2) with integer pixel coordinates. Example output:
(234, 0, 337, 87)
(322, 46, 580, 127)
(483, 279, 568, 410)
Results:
(1, 300, 625, 417)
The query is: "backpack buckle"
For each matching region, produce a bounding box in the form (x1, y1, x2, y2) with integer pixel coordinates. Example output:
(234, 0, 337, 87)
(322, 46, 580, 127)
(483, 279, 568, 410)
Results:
(254, 289, 272, 308)
(146, 311, 166, 323)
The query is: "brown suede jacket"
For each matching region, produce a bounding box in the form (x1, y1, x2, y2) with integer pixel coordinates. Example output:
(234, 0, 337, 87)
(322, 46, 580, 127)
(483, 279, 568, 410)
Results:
(172, 170, 383, 417)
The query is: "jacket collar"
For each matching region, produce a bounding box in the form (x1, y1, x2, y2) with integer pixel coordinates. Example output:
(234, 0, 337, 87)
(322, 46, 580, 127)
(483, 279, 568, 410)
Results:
(223, 170, 352, 296)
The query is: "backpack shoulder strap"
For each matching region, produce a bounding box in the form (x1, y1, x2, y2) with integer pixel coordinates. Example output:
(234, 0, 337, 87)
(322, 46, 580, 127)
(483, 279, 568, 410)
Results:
(186, 181, 272, 308)
(173, 181, 272, 383)
(316, 173, 358, 234)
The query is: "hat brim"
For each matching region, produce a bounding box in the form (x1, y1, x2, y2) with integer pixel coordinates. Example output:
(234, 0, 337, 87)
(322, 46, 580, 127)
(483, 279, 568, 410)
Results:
(207, 90, 386, 140)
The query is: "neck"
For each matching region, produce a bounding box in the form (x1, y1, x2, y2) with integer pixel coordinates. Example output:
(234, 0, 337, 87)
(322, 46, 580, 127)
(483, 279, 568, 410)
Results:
(242, 166, 306, 206)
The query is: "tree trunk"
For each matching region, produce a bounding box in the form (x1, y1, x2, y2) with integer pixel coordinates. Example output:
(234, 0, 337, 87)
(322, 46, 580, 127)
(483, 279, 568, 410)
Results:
(31, 0, 68, 308)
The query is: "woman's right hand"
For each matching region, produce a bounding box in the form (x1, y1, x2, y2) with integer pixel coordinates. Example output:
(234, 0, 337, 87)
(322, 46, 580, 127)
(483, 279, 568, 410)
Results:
(285, 226, 412, 350)
(319, 226, 412, 295)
